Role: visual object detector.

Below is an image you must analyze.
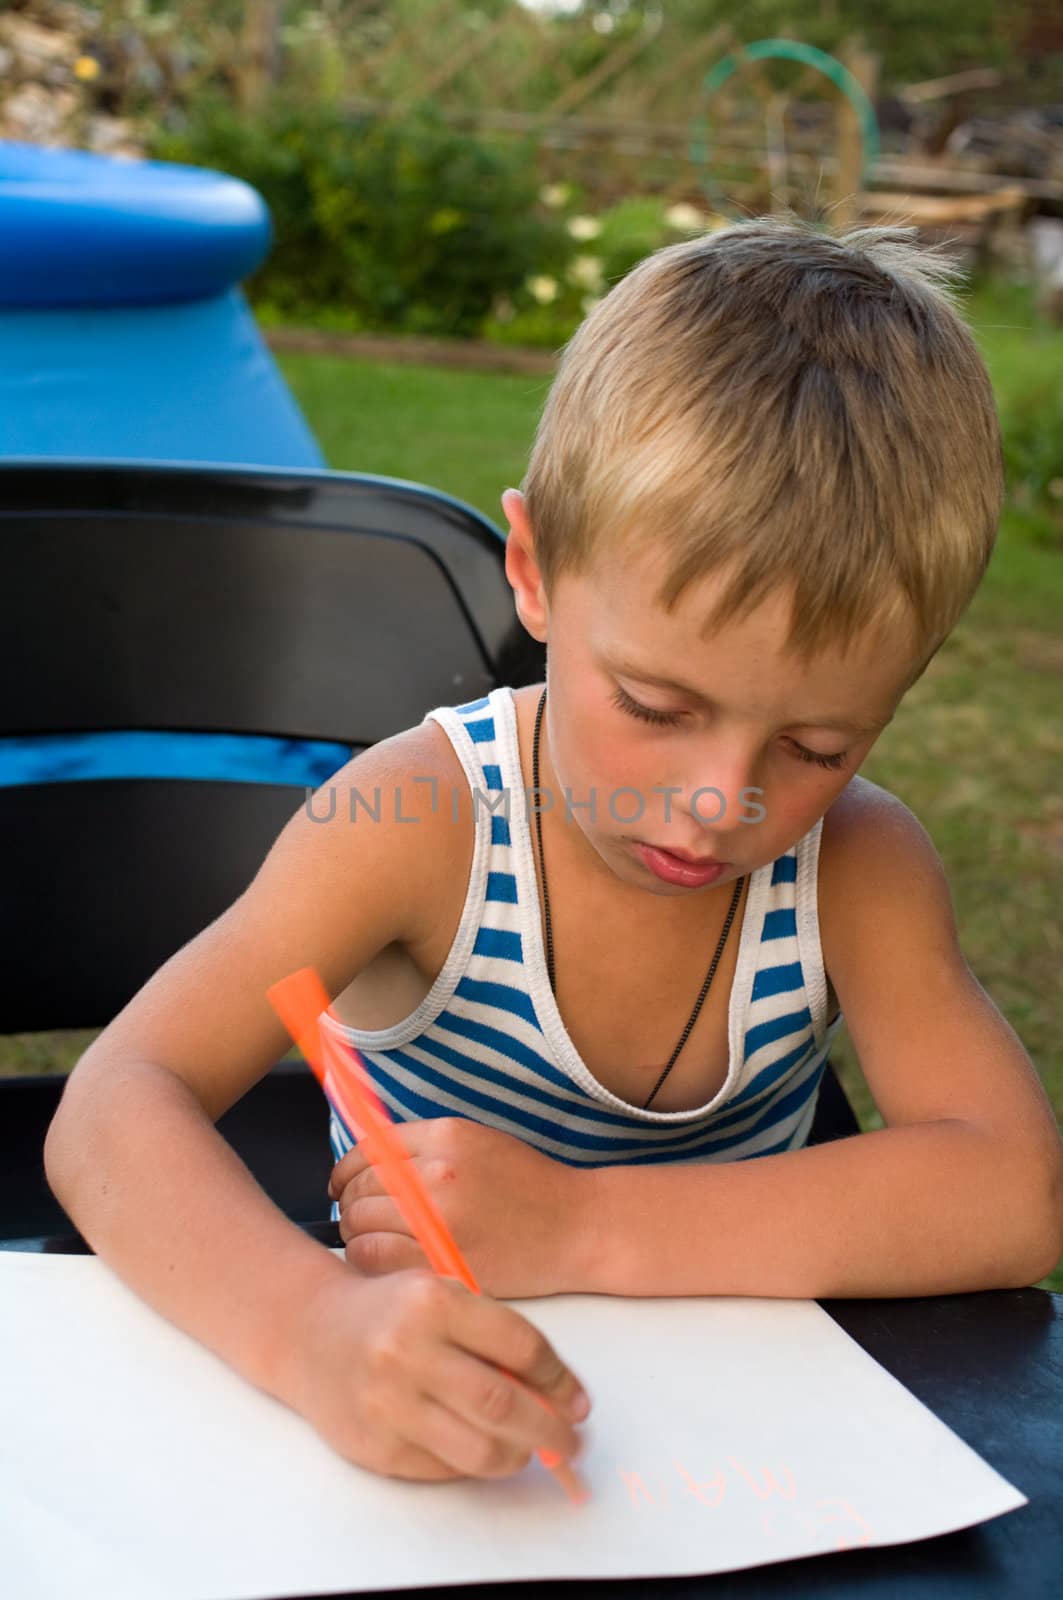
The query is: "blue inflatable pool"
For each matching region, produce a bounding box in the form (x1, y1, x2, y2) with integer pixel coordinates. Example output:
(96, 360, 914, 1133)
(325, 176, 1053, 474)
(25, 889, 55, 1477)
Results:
(0, 143, 330, 792)
(0, 141, 271, 307)
(0, 141, 324, 467)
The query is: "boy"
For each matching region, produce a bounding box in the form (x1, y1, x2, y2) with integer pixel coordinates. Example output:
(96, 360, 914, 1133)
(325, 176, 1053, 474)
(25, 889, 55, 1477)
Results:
(45, 215, 1063, 1489)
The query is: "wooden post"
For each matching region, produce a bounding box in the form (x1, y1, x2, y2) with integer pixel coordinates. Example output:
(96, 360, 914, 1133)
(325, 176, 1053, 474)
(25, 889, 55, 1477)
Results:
(834, 36, 878, 228)
(236, 0, 283, 111)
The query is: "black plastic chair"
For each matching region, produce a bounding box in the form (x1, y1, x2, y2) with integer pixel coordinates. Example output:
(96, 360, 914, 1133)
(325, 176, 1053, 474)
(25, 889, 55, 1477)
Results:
(0, 458, 856, 1247)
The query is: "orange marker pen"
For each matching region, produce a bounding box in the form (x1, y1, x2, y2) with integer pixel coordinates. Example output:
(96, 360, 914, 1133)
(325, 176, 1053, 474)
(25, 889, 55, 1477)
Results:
(267, 966, 589, 1505)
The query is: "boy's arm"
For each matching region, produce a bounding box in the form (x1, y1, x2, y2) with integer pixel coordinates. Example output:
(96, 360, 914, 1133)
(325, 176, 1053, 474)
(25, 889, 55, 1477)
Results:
(44, 721, 462, 1401)
(574, 780, 1063, 1300)
(46, 1055, 351, 1403)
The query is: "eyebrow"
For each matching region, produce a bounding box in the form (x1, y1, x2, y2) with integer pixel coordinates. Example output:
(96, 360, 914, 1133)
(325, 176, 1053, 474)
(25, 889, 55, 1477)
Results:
(609, 660, 892, 736)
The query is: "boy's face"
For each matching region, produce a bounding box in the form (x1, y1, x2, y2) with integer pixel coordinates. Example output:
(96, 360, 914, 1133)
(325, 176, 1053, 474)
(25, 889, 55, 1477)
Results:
(503, 491, 920, 898)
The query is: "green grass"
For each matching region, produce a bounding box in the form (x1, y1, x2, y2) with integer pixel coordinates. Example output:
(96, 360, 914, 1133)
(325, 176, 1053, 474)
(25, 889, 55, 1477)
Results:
(279, 354, 554, 529)
(6, 280, 1062, 1291)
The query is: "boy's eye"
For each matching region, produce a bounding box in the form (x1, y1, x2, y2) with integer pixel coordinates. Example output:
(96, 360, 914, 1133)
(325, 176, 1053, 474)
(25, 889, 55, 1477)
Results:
(790, 742, 849, 772)
(612, 684, 849, 771)
(610, 684, 682, 726)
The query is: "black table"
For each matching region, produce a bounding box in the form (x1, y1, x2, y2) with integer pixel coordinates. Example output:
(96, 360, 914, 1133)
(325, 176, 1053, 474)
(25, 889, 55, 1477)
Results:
(6, 1222, 1060, 1599)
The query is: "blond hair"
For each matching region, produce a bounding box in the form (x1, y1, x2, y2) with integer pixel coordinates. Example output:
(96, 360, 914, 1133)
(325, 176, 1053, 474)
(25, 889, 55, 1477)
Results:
(522, 213, 1004, 669)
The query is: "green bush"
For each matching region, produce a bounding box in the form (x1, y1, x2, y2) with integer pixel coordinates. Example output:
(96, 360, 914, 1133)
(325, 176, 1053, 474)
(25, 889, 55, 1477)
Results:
(149, 99, 572, 338)
(482, 192, 709, 349)
(594, 195, 678, 288)
(146, 104, 1063, 557)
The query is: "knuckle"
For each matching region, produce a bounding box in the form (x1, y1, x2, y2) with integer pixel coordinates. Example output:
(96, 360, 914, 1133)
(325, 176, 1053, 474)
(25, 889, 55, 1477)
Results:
(470, 1432, 507, 1476)
(508, 1317, 547, 1372)
(349, 1232, 383, 1274)
(366, 1334, 403, 1378)
(403, 1269, 447, 1315)
(357, 1382, 395, 1433)
(438, 1117, 469, 1158)
(479, 1375, 517, 1426)
(427, 1155, 455, 1185)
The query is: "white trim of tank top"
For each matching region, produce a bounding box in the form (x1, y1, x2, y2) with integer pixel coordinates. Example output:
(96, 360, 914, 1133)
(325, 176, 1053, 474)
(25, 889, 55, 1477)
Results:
(795, 813, 832, 1054)
(317, 700, 493, 1051)
(491, 682, 774, 1123)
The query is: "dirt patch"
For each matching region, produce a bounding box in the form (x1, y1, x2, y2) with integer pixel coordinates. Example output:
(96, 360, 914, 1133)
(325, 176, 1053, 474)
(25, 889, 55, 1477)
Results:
(1012, 630, 1063, 675)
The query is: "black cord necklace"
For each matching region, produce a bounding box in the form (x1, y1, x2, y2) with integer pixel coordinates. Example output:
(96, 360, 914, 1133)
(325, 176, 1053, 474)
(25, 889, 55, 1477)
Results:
(531, 683, 746, 1111)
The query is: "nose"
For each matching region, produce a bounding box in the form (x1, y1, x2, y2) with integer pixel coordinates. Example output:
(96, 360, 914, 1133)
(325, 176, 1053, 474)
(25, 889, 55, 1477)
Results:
(680, 736, 765, 835)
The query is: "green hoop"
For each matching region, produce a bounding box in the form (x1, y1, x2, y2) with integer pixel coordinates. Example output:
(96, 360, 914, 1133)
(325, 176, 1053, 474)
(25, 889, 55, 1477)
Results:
(689, 39, 880, 220)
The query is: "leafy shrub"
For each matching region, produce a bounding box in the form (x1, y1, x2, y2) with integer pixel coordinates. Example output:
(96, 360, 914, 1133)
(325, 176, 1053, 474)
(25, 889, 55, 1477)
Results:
(149, 98, 572, 338)
(483, 192, 718, 349)
(593, 195, 679, 288)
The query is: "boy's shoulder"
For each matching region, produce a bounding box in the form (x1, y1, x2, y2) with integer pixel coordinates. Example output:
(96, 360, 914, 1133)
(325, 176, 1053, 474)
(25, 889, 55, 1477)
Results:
(321, 709, 476, 925)
(818, 773, 944, 912)
(820, 772, 909, 845)
(817, 773, 956, 1006)
(818, 773, 933, 869)
(327, 708, 472, 813)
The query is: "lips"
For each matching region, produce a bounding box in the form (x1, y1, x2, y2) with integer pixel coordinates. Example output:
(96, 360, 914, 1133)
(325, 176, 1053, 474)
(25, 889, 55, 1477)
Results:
(648, 846, 725, 866)
(632, 842, 732, 887)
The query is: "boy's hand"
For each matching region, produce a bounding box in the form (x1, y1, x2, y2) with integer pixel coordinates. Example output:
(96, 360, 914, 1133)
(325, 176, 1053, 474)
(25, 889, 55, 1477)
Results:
(329, 1118, 591, 1298)
(281, 1268, 591, 1483)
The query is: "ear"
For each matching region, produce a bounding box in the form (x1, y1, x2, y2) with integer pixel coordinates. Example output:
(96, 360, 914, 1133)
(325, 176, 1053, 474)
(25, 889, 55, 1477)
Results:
(501, 489, 549, 644)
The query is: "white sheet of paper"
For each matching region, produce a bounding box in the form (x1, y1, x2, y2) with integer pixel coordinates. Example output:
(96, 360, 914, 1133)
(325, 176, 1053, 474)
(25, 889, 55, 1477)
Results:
(0, 1251, 1026, 1599)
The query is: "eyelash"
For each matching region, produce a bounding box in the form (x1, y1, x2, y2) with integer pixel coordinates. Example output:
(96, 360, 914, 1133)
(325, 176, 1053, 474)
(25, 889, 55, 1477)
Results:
(609, 686, 849, 771)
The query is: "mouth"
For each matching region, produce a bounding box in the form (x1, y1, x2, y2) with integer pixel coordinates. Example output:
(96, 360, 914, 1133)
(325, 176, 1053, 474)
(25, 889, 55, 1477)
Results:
(646, 845, 727, 866)
(631, 842, 733, 887)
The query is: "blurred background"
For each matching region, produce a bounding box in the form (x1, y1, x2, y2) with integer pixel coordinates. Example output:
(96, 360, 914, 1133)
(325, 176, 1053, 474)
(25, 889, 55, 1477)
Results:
(2, 0, 1061, 1283)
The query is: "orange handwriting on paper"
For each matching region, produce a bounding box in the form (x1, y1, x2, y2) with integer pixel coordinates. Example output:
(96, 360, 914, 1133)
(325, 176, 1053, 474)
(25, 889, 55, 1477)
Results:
(811, 1498, 876, 1550)
(672, 1461, 726, 1507)
(760, 1506, 799, 1539)
(727, 1458, 797, 1501)
(618, 1471, 667, 1509)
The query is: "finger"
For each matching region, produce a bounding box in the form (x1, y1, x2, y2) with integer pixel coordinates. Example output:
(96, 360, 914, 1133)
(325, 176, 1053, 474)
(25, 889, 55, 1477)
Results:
(376, 1440, 465, 1482)
(410, 1391, 542, 1481)
(337, 1171, 378, 1219)
(345, 1231, 430, 1277)
(449, 1283, 593, 1425)
(337, 1165, 388, 1219)
(337, 1195, 402, 1245)
(427, 1340, 585, 1472)
(358, 1379, 535, 1482)
(328, 1152, 364, 1199)
(438, 1285, 590, 1463)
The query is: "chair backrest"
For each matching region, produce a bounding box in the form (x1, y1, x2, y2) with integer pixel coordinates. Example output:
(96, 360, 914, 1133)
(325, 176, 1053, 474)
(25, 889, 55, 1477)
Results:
(0, 460, 545, 1032)
(0, 458, 858, 1247)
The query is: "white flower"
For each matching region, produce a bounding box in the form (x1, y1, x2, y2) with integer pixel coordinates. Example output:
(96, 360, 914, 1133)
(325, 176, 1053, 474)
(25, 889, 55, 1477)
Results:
(539, 183, 571, 209)
(567, 254, 604, 289)
(526, 275, 559, 305)
(665, 202, 707, 233)
(567, 214, 602, 241)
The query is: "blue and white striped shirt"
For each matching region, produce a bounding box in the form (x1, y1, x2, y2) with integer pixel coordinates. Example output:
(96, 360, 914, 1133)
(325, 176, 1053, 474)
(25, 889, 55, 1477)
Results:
(326, 686, 844, 1215)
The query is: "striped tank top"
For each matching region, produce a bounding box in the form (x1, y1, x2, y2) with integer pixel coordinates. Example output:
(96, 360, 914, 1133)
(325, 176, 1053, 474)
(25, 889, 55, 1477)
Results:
(325, 686, 845, 1218)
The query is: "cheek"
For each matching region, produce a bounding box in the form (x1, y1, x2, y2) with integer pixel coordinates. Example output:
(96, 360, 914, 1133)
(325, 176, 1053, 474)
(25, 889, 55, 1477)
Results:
(551, 701, 636, 808)
(762, 774, 845, 843)
(579, 733, 666, 837)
